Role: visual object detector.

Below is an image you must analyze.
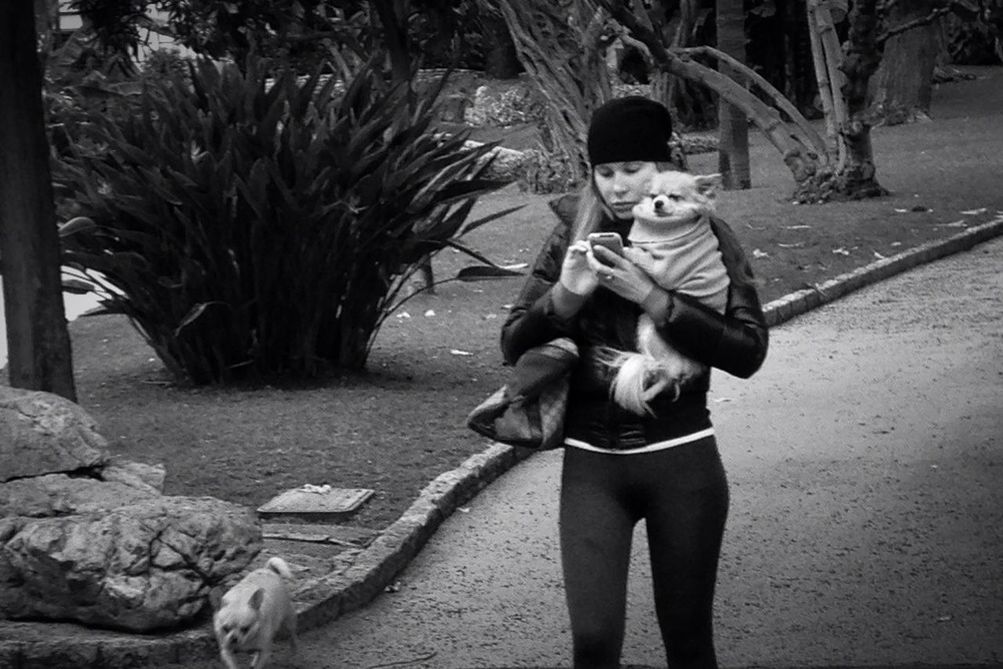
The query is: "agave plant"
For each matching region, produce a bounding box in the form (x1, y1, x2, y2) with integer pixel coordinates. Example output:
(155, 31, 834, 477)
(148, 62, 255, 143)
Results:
(56, 57, 521, 385)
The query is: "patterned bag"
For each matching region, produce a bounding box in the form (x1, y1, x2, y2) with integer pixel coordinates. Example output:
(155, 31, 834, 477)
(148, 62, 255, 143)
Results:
(467, 338, 579, 450)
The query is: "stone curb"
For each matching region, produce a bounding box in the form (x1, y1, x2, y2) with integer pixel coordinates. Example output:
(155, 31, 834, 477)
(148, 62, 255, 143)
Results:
(3, 217, 1002, 668)
(761, 216, 1003, 328)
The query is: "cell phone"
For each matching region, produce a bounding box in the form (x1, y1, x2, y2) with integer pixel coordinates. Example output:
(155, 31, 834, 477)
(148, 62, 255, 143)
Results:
(587, 232, 624, 257)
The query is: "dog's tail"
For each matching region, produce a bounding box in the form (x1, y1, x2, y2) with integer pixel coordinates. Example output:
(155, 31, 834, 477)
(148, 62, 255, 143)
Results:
(266, 557, 294, 579)
(605, 353, 661, 415)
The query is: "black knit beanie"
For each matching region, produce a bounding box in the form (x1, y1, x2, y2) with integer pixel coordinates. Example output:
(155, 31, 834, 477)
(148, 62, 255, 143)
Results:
(586, 96, 674, 166)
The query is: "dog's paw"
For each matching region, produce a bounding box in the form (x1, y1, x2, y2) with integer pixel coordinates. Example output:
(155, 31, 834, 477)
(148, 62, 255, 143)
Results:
(622, 246, 655, 272)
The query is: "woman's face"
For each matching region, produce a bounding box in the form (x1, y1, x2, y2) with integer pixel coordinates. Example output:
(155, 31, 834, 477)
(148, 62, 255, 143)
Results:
(592, 161, 659, 220)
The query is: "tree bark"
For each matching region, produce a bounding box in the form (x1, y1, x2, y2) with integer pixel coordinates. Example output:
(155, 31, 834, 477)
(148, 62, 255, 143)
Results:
(716, 0, 750, 189)
(868, 0, 938, 125)
(491, 0, 612, 187)
(0, 0, 77, 400)
(479, 7, 522, 79)
(836, 0, 888, 199)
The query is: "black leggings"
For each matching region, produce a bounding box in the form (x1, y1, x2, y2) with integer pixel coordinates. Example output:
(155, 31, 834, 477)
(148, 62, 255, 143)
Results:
(559, 437, 729, 669)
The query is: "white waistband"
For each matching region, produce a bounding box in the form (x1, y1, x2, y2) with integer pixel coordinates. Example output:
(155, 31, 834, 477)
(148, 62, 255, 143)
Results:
(564, 427, 715, 455)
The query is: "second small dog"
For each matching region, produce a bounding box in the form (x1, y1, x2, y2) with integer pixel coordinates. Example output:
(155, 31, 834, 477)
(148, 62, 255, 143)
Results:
(605, 170, 730, 415)
(213, 556, 297, 669)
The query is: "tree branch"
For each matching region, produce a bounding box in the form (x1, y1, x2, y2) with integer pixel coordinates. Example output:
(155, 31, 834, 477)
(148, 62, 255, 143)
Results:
(597, 0, 829, 180)
(877, 0, 981, 45)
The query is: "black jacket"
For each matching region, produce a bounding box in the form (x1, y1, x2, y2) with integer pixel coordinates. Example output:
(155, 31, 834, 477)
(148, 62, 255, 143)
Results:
(500, 193, 769, 450)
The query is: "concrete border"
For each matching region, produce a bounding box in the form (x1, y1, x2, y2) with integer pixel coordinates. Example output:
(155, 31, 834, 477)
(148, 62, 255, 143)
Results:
(3, 216, 1002, 668)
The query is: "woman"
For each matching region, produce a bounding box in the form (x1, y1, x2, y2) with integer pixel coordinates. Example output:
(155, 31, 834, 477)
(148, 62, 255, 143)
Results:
(500, 96, 769, 668)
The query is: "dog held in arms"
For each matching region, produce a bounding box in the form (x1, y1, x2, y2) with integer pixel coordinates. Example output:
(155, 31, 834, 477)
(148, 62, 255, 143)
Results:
(605, 170, 730, 415)
(213, 556, 298, 669)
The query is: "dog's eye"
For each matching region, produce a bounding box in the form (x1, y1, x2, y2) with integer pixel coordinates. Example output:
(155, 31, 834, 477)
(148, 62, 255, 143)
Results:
(240, 625, 251, 634)
(668, 194, 682, 201)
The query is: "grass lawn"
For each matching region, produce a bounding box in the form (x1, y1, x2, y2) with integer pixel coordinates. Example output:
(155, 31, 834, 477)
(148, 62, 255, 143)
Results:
(40, 66, 1003, 532)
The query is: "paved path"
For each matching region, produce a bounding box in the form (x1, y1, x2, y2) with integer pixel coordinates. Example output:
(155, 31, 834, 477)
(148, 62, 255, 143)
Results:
(188, 237, 1003, 669)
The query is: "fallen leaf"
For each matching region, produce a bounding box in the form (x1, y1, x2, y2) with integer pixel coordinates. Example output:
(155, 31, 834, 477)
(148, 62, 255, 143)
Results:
(893, 208, 909, 213)
(777, 242, 804, 248)
(424, 309, 436, 317)
(396, 311, 411, 319)
(299, 483, 332, 494)
(450, 349, 473, 356)
(753, 248, 770, 258)
(960, 207, 987, 215)
(873, 250, 886, 259)
(832, 247, 850, 256)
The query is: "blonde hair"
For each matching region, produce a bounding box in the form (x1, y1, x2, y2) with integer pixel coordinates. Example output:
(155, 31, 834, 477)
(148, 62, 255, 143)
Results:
(570, 161, 682, 242)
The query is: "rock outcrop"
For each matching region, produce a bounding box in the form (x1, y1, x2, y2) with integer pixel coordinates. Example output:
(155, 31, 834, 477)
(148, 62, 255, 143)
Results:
(0, 386, 262, 632)
(1, 497, 260, 631)
(0, 386, 108, 482)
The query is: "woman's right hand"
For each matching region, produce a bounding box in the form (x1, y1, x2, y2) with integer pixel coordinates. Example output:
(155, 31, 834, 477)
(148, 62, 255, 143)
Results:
(559, 240, 600, 296)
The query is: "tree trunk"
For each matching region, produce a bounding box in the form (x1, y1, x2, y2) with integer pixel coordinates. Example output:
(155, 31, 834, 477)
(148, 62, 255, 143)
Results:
(836, 0, 888, 199)
(0, 0, 77, 400)
(716, 0, 750, 189)
(480, 7, 522, 79)
(868, 0, 937, 125)
(490, 0, 613, 188)
(782, 0, 818, 117)
(806, 0, 846, 168)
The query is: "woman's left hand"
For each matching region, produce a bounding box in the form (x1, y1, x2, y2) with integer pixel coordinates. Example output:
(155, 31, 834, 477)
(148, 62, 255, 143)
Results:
(587, 245, 657, 305)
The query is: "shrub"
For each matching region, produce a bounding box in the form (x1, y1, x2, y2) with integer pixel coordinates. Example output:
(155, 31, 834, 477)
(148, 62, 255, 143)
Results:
(56, 57, 517, 385)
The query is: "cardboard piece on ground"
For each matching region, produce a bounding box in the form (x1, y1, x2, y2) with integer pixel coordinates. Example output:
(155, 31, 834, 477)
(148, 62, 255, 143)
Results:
(257, 487, 375, 522)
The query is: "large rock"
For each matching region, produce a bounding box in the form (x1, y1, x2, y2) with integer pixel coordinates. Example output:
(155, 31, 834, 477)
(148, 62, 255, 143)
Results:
(0, 388, 262, 632)
(0, 473, 159, 518)
(0, 496, 261, 632)
(463, 140, 530, 182)
(98, 459, 166, 495)
(0, 386, 109, 482)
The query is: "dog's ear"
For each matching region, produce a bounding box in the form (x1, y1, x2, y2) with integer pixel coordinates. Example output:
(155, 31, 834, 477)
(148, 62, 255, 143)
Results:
(249, 588, 265, 611)
(694, 173, 722, 198)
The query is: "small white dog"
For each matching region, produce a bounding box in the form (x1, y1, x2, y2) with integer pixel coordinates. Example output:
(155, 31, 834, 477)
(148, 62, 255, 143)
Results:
(606, 170, 730, 415)
(213, 556, 297, 669)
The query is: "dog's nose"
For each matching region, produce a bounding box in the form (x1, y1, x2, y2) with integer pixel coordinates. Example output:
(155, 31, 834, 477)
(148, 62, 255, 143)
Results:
(654, 198, 665, 211)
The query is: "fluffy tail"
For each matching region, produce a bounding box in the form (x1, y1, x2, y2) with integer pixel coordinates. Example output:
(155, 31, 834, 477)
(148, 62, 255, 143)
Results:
(601, 353, 674, 415)
(610, 352, 657, 415)
(266, 556, 293, 579)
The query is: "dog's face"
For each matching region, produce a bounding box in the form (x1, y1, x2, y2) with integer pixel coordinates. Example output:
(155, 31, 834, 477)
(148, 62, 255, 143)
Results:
(214, 588, 266, 651)
(631, 171, 721, 226)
